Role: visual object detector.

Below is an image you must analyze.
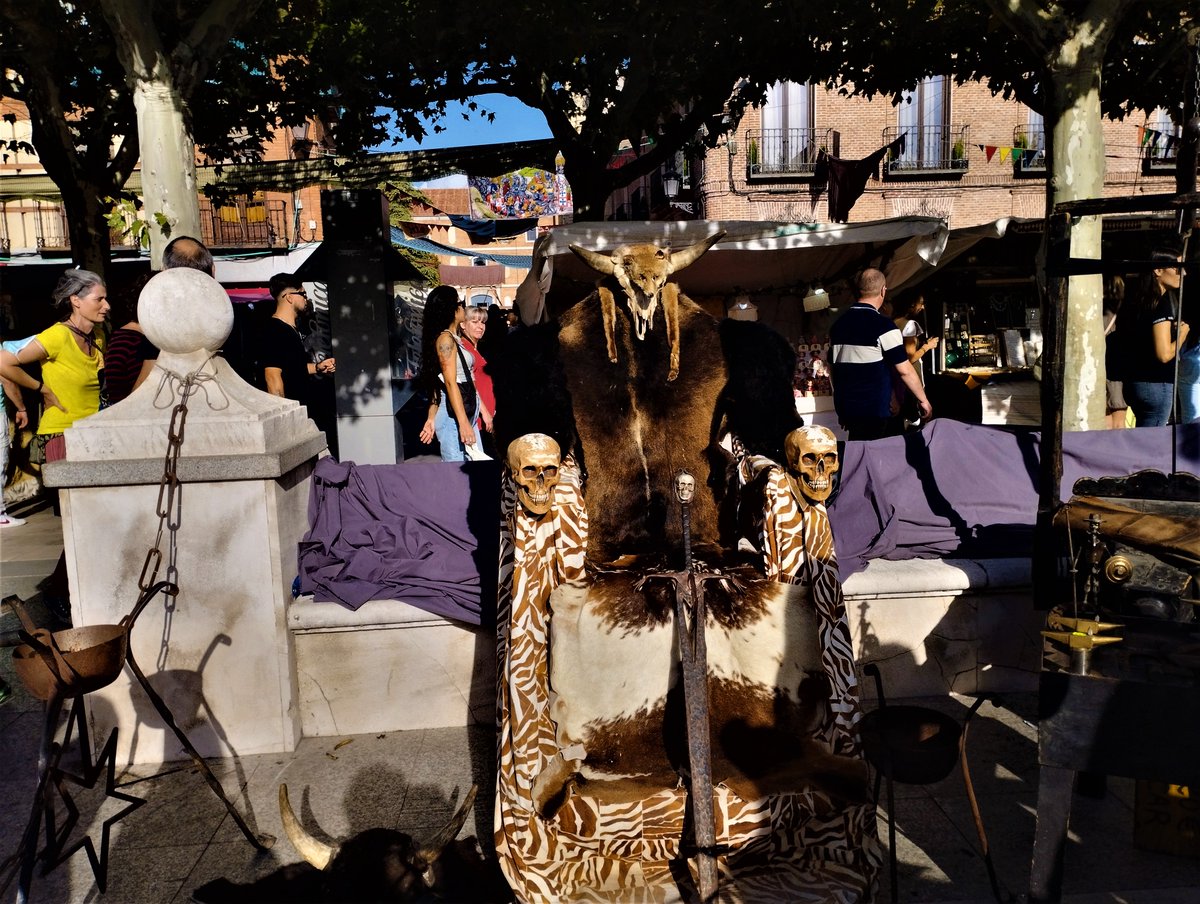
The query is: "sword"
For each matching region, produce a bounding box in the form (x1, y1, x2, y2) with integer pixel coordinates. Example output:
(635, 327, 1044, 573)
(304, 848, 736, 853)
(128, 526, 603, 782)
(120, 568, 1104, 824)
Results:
(670, 470, 719, 902)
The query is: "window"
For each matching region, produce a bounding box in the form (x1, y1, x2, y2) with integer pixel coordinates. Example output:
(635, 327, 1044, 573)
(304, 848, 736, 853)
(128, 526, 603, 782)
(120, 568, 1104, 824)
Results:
(886, 76, 969, 174)
(1143, 106, 1181, 172)
(752, 82, 826, 176)
(1014, 107, 1047, 174)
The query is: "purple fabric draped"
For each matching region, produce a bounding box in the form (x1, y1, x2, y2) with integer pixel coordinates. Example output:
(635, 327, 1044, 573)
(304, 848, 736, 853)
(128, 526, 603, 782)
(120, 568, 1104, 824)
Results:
(298, 457, 501, 623)
(828, 419, 1200, 576)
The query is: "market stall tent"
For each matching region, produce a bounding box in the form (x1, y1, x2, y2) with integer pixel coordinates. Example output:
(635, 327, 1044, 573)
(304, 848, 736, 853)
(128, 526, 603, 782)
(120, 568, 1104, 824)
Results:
(514, 217, 1020, 325)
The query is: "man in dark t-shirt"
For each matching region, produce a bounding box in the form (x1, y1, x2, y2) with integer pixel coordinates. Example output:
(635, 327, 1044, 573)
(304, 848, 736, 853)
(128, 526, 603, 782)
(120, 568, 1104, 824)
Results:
(830, 268, 932, 440)
(261, 272, 335, 407)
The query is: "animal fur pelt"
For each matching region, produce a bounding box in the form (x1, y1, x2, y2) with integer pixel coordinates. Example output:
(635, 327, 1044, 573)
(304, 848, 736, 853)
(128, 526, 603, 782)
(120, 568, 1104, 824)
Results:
(490, 286, 801, 565)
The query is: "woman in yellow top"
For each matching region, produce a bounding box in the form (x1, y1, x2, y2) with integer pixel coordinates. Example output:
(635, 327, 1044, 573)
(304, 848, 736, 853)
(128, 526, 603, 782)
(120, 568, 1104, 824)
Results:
(0, 268, 110, 463)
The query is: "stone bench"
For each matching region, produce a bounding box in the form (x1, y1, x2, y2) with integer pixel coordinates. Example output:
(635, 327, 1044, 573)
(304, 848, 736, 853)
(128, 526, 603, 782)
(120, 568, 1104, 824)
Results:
(286, 556, 1036, 739)
(844, 556, 1039, 700)
(288, 596, 496, 737)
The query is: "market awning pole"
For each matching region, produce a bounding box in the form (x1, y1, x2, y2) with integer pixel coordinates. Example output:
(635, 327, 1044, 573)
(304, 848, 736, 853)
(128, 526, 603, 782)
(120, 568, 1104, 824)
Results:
(1033, 211, 1070, 608)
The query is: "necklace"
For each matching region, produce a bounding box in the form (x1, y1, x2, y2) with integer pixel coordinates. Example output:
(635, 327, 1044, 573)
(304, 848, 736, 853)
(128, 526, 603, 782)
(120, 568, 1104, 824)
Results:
(63, 320, 97, 353)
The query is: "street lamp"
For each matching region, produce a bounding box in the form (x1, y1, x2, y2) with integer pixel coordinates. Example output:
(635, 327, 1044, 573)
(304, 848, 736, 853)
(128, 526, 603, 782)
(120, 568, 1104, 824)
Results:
(662, 170, 682, 201)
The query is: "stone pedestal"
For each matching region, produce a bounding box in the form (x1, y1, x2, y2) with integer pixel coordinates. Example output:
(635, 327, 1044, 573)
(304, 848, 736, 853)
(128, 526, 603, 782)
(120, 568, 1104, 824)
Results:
(43, 268, 326, 765)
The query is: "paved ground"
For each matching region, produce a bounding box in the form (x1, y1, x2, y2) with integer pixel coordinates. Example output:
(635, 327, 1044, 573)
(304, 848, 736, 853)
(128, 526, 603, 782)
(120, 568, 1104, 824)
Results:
(3, 503, 1199, 903)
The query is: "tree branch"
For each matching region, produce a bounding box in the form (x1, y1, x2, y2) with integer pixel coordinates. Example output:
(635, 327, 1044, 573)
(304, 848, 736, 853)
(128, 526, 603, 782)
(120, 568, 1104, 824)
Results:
(173, 0, 269, 97)
(983, 0, 1053, 59)
(97, 0, 169, 82)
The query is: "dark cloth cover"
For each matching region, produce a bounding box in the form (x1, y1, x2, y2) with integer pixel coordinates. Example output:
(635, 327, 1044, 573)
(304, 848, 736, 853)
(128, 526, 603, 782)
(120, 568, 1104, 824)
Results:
(816, 136, 904, 223)
(828, 419, 1200, 576)
(448, 214, 538, 241)
(298, 456, 501, 623)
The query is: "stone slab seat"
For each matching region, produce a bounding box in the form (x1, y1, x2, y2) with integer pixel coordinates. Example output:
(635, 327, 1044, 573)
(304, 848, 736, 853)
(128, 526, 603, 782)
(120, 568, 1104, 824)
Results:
(284, 554, 1037, 740)
(288, 594, 497, 738)
(842, 556, 1039, 700)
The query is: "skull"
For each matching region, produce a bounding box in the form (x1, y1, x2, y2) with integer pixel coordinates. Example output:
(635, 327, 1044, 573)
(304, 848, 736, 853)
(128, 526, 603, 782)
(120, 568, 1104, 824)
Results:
(783, 426, 840, 505)
(674, 470, 696, 504)
(507, 434, 561, 517)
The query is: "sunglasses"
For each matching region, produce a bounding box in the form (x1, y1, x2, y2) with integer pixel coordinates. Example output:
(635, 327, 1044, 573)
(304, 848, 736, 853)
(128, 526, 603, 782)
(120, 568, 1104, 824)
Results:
(289, 290, 309, 300)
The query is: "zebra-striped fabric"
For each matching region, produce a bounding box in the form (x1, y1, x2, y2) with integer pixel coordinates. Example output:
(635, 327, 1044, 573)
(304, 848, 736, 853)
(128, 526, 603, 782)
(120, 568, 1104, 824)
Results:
(494, 451, 880, 902)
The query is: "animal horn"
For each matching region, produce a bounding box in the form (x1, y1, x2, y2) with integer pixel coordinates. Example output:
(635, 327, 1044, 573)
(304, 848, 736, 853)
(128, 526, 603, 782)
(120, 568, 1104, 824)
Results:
(667, 230, 726, 275)
(279, 784, 338, 871)
(569, 244, 617, 276)
(416, 785, 478, 864)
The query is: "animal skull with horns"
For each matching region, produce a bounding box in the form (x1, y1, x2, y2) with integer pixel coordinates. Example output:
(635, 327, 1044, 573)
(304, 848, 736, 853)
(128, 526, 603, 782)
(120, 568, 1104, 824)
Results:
(569, 231, 725, 381)
(783, 426, 840, 506)
(278, 783, 484, 901)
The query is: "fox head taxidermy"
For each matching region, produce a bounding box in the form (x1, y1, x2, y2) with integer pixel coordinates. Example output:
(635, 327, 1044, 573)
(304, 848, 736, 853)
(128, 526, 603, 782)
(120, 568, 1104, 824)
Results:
(569, 231, 725, 381)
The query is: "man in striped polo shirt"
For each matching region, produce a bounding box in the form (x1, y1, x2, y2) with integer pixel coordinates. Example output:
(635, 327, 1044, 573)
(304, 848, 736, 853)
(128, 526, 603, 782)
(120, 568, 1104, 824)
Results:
(829, 268, 932, 440)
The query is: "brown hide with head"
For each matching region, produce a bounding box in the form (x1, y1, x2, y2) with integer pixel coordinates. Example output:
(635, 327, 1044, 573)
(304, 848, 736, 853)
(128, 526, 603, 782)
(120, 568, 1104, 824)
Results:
(569, 233, 723, 382)
(557, 289, 727, 564)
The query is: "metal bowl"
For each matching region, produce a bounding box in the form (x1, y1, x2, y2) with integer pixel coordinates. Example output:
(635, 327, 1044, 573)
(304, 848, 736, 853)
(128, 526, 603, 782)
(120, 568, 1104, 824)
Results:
(858, 705, 962, 785)
(11, 625, 127, 700)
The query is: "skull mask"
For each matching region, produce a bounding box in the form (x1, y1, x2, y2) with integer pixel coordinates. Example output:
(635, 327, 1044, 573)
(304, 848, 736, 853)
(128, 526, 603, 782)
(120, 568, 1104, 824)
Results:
(507, 434, 561, 517)
(783, 426, 840, 505)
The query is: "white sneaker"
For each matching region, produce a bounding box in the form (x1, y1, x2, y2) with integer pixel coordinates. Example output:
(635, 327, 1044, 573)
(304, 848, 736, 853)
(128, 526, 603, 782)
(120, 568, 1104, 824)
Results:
(0, 515, 26, 528)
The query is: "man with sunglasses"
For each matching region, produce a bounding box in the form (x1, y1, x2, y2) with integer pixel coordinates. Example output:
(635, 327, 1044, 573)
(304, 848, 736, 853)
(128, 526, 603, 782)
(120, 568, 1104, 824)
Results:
(262, 272, 335, 407)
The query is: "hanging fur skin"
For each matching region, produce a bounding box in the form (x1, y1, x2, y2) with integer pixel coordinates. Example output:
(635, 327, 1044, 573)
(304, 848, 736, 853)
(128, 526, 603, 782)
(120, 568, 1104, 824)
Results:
(568, 232, 725, 382)
(491, 235, 802, 565)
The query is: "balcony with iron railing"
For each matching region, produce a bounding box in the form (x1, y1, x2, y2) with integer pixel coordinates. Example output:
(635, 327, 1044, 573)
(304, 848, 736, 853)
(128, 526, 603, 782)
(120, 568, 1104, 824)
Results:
(1012, 127, 1047, 176)
(1141, 128, 1180, 175)
(17, 198, 291, 256)
(744, 128, 839, 180)
(883, 124, 970, 178)
(199, 197, 290, 249)
(33, 201, 138, 253)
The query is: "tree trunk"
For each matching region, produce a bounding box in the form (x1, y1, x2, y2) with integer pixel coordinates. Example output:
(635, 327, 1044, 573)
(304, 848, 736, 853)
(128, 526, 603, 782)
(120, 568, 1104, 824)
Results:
(65, 187, 116, 279)
(562, 152, 616, 222)
(1044, 45, 1108, 432)
(132, 77, 202, 268)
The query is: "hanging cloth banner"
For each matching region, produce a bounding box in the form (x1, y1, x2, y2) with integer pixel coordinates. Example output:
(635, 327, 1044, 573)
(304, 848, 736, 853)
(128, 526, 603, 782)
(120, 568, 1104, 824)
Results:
(468, 167, 572, 220)
(448, 215, 539, 242)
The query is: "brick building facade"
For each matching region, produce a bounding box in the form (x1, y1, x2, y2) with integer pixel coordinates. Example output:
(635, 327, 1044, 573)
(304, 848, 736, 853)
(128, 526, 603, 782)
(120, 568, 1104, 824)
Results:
(695, 79, 1182, 228)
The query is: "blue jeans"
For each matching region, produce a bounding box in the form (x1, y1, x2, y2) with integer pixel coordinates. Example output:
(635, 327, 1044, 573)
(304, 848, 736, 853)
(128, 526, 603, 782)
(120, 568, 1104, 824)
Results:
(434, 390, 481, 461)
(1178, 344, 1200, 424)
(1124, 380, 1174, 427)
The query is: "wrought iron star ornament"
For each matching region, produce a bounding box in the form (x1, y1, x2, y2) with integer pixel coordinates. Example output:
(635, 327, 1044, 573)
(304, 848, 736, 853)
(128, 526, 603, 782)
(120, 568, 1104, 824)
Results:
(44, 728, 144, 892)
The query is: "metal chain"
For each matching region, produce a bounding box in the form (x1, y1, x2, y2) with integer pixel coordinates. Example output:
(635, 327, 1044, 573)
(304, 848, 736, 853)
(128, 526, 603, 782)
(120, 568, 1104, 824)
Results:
(134, 364, 214, 670)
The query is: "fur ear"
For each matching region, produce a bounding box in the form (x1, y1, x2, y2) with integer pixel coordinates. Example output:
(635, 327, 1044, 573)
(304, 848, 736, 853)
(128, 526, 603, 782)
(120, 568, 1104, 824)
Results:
(569, 244, 617, 276)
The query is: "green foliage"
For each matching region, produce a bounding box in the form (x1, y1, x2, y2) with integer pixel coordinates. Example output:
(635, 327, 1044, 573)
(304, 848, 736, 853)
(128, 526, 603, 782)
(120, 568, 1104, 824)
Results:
(825, 1, 1194, 122)
(304, 0, 846, 217)
(103, 195, 149, 248)
(381, 180, 440, 285)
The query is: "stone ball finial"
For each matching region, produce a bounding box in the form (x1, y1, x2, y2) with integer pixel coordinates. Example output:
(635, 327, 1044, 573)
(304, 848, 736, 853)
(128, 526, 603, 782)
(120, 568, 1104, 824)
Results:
(138, 268, 233, 354)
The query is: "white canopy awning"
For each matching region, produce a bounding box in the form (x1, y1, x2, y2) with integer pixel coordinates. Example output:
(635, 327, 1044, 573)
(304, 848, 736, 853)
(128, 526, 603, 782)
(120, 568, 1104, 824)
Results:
(211, 242, 322, 284)
(515, 217, 1028, 325)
